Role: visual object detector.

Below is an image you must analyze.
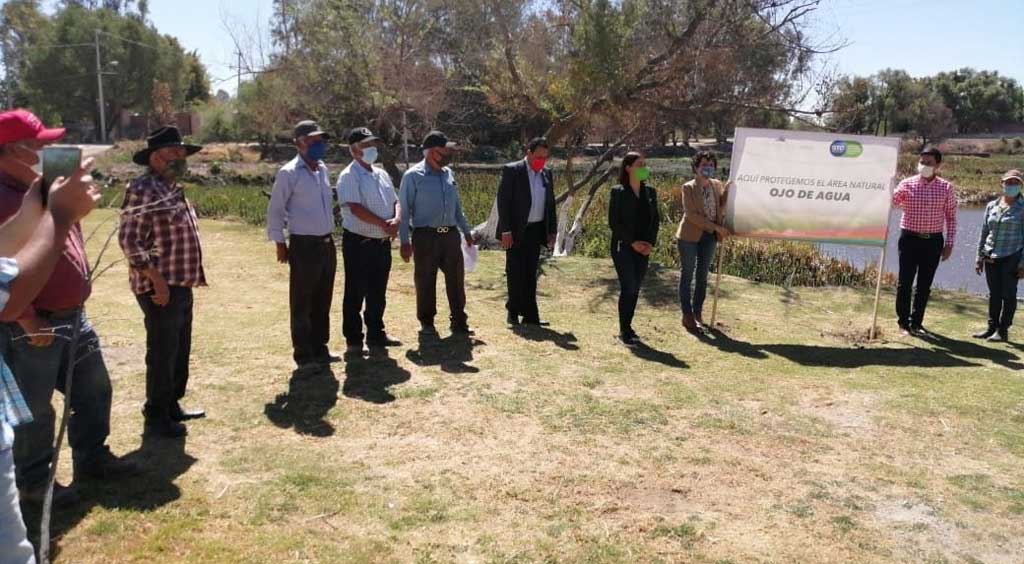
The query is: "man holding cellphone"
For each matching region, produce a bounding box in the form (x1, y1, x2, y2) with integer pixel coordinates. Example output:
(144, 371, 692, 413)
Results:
(0, 109, 139, 510)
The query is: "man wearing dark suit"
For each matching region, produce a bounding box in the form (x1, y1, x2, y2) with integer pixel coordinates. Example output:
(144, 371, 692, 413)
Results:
(497, 137, 557, 327)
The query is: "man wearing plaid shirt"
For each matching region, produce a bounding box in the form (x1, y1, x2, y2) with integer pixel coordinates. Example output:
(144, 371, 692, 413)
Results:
(892, 146, 958, 336)
(336, 127, 402, 355)
(119, 127, 207, 438)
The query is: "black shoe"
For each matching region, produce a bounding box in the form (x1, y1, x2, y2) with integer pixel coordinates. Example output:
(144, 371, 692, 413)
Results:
(618, 333, 638, 347)
(451, 324, 475, 335)
(171, 402, 206, 422)
(506, 312, 520, 326)
(366, 335, 402, 347)
(144, 417, 188, 438)
(20, 481, 79, 507)
(987, 330, 1009, 342)
(910, 325, 929, 337)
(318, 353, 342, 364)
(74, 447, 143, 481)
(419, 324, 438, 337)
(345, 343, 365, 357)
(973, 326, 998, 339)
(521, 318, 550, 327)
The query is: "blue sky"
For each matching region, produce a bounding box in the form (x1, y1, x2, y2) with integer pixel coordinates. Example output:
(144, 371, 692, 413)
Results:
(50, 0, 1024, 99)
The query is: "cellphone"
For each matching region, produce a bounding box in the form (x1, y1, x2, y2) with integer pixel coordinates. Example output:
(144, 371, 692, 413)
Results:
(41, 146, 82, 208)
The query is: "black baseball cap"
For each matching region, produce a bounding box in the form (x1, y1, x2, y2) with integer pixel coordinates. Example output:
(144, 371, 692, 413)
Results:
(294, 120, 329, 139)
(347, 127, 378, 145)
(422, 130, 456, 150)
(919, 146, 942, 163)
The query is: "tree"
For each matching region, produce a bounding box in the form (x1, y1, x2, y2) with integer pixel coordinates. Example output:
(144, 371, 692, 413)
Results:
(21, 3, 196, 139)
(0, 0, 50, 109)
(184, 50, 210, 103)
(927, 69, 1024, 133)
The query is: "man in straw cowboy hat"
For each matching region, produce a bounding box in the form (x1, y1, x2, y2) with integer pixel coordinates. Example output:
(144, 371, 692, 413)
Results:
(118, 126, 207, 438)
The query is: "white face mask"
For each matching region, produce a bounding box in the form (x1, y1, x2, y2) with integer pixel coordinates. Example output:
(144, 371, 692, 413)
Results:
(917, 163, 935, 178)
(361, 146, 378, 164)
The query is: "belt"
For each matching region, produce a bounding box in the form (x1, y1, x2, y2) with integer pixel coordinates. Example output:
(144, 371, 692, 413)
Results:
(344, 230, 390, 243)
(291, 233, 334, 243)
(414, 226, 457, 234)
(902, 229, 943, 239)
(36, 307, 81, 320)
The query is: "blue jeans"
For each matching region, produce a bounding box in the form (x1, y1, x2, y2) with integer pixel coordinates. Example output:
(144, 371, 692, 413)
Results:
(1, 312, 112, 489)
(1, 428, 36, 564)
(678, 232, 717, 316)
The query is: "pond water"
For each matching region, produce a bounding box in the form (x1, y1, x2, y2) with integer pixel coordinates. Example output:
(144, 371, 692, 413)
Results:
(819, 207, 993, 296)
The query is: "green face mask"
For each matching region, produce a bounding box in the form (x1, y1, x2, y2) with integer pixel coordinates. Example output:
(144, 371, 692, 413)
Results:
(634, 166, 651, 182)
(167, 158, 188, 179)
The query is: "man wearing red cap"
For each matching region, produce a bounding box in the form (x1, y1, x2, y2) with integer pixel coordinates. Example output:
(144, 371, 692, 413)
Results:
(0, 110, 139, 510)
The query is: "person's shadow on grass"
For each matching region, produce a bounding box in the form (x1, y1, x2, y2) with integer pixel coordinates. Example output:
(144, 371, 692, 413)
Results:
(342, 348, 412, 404)
(511, 324, 579, 351)
(26, 435, 196, 562)
(629, 340, 688, 368)
(264, 365, 340, 437)
(917, 331, 1024, 370)
(406, 332, 483, 374)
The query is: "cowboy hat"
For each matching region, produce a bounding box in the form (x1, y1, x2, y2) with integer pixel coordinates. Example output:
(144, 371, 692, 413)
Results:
(133, 126, 202, 165)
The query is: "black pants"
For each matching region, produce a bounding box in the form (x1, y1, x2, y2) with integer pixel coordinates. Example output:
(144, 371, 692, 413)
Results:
(412, 228, 467, 328)
(896, 232, 943, 328)
(984, 251, 1021, 330)
(505, 222, 546, 321)
(289, 234, 337, 364)
(611, 239, 649, 335)
(342, 230, 392, 345)
(136, 286, 193, 419)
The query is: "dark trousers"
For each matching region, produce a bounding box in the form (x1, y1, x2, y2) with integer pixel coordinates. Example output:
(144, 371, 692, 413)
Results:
(136, 287, 193, 420)
(984, 251, 1021, 330)
(342, 230, 392, 345)
(1, 312, 112, 488)
(505, 222, 546, 321)
(288, 234, 337, 364)
(896, 232, 943, 328)
(678, 231, 718, 316)
(611, 239, 649, 335)
(412, 228, 467, 327)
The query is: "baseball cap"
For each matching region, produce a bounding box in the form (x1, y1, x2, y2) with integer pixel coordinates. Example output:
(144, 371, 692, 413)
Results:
(422, 130, 456, 150)
(294, 120, 329, 139)
(1002, 169, 1023, 183)
(347, 127, 378, 145)
(0, 109, 66, 145)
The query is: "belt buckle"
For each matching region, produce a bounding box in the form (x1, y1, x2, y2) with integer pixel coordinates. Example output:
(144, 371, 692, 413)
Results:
(437, 226, 449, 234)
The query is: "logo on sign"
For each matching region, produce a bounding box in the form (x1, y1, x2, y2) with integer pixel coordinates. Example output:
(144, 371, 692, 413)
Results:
(830, 140, 863, 158)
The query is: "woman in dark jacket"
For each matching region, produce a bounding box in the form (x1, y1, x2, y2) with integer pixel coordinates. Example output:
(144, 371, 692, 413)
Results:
(608, 152, 660, 346)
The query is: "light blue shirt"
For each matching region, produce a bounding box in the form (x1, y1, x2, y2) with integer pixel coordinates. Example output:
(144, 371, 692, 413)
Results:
(526, 159, 546, 223)
(266, 155, 336, 243)
(0, 258, 32, 450)
(336, 161, 398, 239)
(398, 160, 471, 244)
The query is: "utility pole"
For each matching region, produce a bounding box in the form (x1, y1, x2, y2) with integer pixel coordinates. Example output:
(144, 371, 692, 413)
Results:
(236, 49, 242, 93)
(402, 110, 409, 167)
(94, 29, 107, 144)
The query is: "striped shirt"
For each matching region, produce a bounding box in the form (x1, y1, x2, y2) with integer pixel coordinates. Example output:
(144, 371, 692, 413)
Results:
(267, 156, 336, 243)
(892, 174, 958, 246)
(336, 161, 398, 239)
(978, 197, 1024, 259)
(119, 172, 207, 295)
(0, 258, 33, 449)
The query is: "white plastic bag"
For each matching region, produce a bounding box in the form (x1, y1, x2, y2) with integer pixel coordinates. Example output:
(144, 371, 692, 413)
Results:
(462, 238, 478, 273)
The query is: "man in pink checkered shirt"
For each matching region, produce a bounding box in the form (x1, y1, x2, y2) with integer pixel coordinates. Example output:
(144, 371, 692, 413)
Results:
(891, 146, 958, 336)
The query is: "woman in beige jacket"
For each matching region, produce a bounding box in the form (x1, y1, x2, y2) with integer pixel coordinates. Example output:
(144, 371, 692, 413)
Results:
(676, 151, 730, 333)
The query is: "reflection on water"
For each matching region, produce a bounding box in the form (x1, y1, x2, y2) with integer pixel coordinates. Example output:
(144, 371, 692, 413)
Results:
(819, 207, 989, 295)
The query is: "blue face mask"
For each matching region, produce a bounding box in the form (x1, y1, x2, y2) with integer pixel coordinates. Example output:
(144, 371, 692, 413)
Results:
(700, 165, 716, 178)
(361, 146, 378, 164)
(307, 140, 327, 160)
(1005, 184, 1022, 198)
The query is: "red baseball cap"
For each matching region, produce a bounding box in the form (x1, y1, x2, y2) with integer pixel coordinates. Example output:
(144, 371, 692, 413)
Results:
(0, 109, 66, 145)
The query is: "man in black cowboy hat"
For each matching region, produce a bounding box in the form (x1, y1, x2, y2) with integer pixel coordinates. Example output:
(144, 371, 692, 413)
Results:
(118, 126, 207, 438)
